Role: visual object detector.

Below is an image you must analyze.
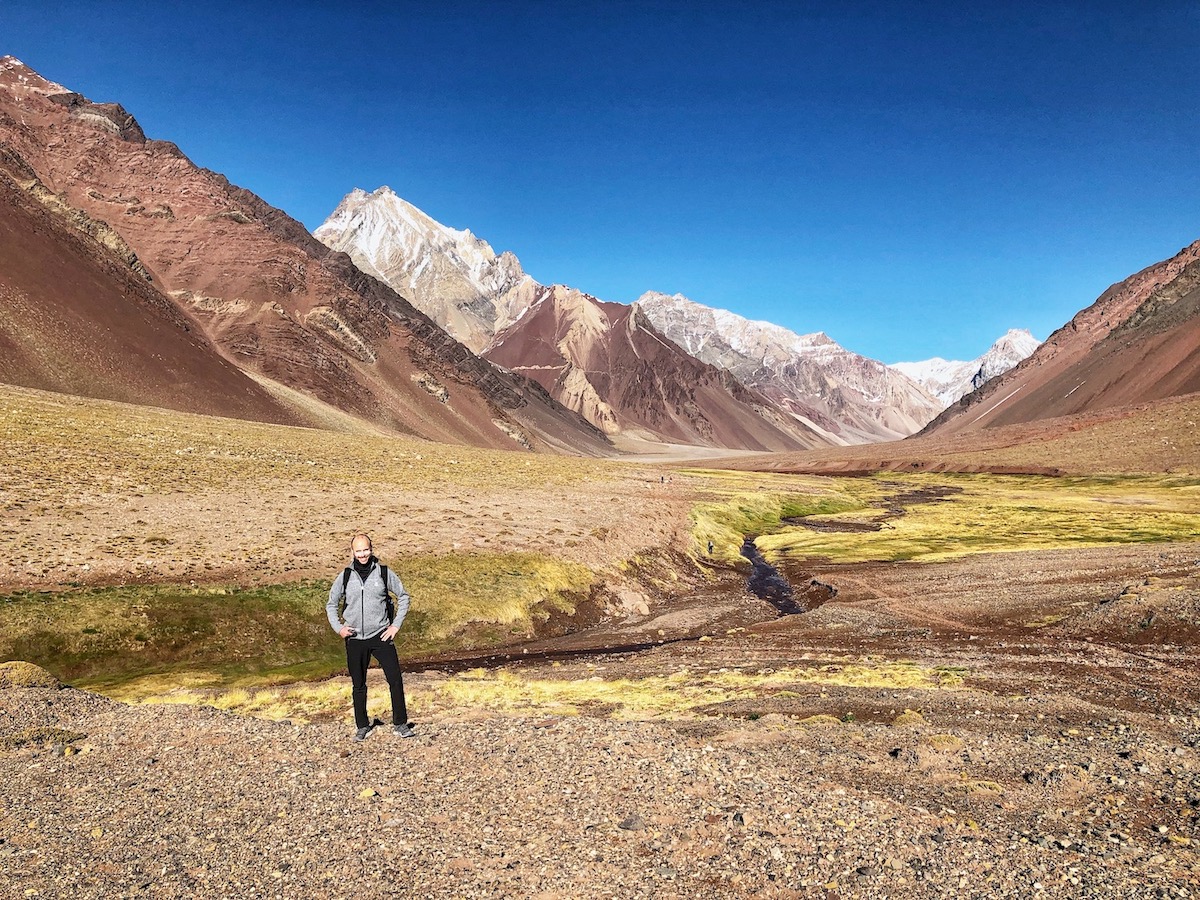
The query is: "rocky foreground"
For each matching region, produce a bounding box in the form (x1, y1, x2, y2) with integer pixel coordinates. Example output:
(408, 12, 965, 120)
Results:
(4, 541, 1200, 899)
(2, 641, 1197, 900)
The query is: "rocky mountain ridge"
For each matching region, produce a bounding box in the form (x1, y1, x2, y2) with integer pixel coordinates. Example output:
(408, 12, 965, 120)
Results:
(316, 188, 971, 445)
(891, 328, 1041, 407)
(314, 186, 537, 354)
(483, 284, 828, 450)
(0, 56, 611, 455)
(318, 186, 828, 449)
(0, 136, 301, 425)
(922, 239, 1200, 437)
(635, 291, 942, 443)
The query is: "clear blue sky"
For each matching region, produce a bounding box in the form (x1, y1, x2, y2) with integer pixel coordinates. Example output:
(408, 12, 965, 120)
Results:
(7, 1, 1200, 362)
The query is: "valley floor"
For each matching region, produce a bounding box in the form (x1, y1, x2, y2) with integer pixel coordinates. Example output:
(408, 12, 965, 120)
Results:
(3, 541, 1199, 899)
(3, 384, 1200, 896)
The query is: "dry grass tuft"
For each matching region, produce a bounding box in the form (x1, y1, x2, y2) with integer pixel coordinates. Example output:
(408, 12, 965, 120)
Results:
(922, 733, 965, 751)
(892, 708, 927, 727)
(0, 726, 84, 750)
(0, 660, 60, 689)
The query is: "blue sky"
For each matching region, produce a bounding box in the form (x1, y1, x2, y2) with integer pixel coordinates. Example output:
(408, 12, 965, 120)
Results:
(7, 1, 1200, 362)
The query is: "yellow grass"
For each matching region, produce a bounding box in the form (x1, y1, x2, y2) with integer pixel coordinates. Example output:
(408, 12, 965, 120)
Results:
(754, 472, 1200, 563)
(111, 657, 963, 723)
(682, 468, 858, 562)
(401, 553, 593, 642)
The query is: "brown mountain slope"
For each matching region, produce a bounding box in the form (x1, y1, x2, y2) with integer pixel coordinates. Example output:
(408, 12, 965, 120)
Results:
(0, 56, 608, 455)
(695, 389, 1200, 477)
(922, 238, 1200, 437)
(0, 146, 307, 424)
(483, 284, 827, 451)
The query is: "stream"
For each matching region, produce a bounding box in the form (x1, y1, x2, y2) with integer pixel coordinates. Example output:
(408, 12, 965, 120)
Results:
(740, 536, 805, 614)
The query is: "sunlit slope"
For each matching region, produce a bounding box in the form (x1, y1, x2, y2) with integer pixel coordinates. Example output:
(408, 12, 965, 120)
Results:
(0, 382, 682, 592)
(696, 391, 1200, 477)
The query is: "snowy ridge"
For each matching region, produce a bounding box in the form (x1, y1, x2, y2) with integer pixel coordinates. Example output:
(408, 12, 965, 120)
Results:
(0, 56, 68, 94)
(636, 291, 943, 442)
(315, 187, 534, 351)
(892, 329, 1041, 406)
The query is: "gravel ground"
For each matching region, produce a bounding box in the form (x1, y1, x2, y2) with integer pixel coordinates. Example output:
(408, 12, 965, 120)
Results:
(4, 543, 1199, 899)
(2, 672, 1196, 900)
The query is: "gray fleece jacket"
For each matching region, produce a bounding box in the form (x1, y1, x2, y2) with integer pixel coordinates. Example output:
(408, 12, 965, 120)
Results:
(326, 558, 411, 640)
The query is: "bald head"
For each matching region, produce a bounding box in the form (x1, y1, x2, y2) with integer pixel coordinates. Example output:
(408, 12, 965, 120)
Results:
(351, 533, 373, 564)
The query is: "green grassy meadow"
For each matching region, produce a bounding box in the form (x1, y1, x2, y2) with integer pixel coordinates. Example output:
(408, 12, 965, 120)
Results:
(0, 551, 593, 694)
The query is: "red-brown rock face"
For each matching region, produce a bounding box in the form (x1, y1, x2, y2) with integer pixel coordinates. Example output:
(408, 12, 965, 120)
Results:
(0, 56, 609, 454)
(0, 144, 300, 423)
(923, 238, 1200, 437)
(484, 285, 828, 451)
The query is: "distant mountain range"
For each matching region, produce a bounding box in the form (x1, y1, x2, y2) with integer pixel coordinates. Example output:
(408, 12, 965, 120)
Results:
(634, 292, 943, 443)
(317, 187, 1020, 446)
(5, 55, 1186, 460)
(483, 283, 827, 450)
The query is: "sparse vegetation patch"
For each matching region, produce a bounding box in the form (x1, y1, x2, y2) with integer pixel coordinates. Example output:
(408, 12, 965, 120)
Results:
(109, 657, 962, 723)
(683, 469, 860, 563)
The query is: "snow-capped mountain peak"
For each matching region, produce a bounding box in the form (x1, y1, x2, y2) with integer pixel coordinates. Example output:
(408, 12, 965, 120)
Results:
(891, 328, 1041, 406)
(315, 187, 535, 352)
(635, 291, 942, 442)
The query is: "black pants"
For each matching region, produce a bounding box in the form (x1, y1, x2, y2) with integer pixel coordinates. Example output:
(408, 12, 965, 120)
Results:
(346, 633, 408, 730)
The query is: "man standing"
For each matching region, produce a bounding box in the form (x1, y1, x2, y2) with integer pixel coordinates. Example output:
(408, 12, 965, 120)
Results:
(327, 533, 416, 741)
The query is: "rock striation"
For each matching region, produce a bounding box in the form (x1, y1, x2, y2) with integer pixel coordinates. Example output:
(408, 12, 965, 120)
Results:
(922, 240, 1200, 437)
(484, 285, 827, 450)
(0, 131, 302, 424)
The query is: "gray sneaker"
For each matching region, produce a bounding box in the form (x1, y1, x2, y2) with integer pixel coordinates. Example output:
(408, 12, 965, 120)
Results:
(392, 723, 416, 739)
(353, 724, 374, 742)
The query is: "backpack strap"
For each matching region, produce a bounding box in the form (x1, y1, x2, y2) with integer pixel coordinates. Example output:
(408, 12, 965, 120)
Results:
(337, 566, 352, 618)
(379, 564, 395, 622)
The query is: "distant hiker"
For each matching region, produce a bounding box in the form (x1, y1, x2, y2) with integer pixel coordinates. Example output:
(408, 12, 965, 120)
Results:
(327, 533, 415, 742)
(707, 540, 714, 555)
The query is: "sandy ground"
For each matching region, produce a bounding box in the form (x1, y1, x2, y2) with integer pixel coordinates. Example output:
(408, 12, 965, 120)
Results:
(0, 383, 714, 592)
